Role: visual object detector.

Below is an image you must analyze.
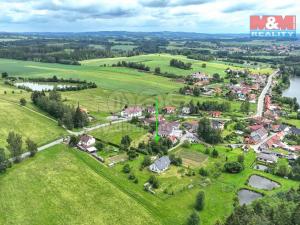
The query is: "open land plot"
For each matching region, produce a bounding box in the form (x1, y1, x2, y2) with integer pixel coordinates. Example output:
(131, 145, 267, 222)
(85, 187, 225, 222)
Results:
(0, 145, 159, 225)
(81, 53, 273, 77)
(0, 58, 181, 95)
(0, 100, 66, 151)
(90, 122, 148, 146)
(175, 147, 209, 168)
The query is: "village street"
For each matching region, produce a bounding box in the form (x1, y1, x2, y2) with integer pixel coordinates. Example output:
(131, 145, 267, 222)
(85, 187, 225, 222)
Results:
(256, 70, 279, 117)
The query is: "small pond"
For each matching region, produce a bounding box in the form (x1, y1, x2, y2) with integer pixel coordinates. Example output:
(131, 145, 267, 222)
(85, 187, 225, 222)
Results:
(238, 189, 262, 205)
(248, 175, 280, 190)
(15, 82, 75, 91)
(283, 76, 300, 105)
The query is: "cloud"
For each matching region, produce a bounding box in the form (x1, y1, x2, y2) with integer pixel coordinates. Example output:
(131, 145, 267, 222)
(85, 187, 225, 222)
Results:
(0, 0, 298, 33)
(140, 0, 210, 7)
(222, 3, 256, 13)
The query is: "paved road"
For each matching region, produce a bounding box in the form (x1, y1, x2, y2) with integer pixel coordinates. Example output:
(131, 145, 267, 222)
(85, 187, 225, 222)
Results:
(256, 70, 279, 117)
(66, 116, 144, 136)
(9, 138, 64, 162)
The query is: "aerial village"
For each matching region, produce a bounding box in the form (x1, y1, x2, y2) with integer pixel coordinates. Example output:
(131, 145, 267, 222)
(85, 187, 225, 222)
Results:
(73, 67, 299, 196)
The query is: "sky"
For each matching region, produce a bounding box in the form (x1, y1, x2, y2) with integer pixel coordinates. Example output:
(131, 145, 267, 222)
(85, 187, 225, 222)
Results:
(0, 0, 299, 33)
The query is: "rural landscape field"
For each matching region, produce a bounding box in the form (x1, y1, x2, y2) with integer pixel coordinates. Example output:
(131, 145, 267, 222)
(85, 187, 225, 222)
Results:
(0, 1, 300, 225)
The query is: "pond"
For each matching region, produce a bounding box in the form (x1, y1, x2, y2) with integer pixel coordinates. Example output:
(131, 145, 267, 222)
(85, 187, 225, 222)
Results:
(238, 189, 262, 205)
(15, 82, 75, 91)
(248, 175, 280, 190)
(283, 76, 300, 105)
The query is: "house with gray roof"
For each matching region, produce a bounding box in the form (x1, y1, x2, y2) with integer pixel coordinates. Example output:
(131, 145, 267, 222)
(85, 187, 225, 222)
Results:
(149, 156, 171, 173)
(257, 152, 278, 164)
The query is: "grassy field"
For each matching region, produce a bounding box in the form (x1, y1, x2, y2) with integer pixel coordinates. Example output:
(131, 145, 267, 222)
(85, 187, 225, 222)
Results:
(90, 122, 148, 146)
(0, 145, 159, 225)
(0, 143, 298, 225)
(0, 58, 181, 95)
(0, 100, 66, 151)
(81, 53, 273, 77)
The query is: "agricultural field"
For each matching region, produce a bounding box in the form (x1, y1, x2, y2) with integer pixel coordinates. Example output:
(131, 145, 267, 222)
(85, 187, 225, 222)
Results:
(0, 58, 182, 95)
(0, 100, 66, 152)
(0, 145, 159, 225)
(81, 53, 273, 77)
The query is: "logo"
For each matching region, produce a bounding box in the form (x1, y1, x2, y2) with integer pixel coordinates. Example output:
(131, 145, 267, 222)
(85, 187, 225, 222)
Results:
(250, 15, 296, 38)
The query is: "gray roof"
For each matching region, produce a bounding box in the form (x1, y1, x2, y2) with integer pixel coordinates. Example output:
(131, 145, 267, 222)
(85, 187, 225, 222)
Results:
(290, 127, 300, 135)
(257, 153, 277, 162)
(150, 156, 170, 171)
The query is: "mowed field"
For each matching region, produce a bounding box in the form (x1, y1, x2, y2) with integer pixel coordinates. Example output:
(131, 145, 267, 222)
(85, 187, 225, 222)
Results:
(0, 145, 160, 225)
(81, 53, 273, 76)
(0, 100, 66, 150)
(90, 122, 148, 146)
(0, 58, 181, 95)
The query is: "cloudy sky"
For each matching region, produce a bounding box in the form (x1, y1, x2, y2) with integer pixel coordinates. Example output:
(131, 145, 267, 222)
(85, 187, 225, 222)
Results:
(0, 0, 299, 33)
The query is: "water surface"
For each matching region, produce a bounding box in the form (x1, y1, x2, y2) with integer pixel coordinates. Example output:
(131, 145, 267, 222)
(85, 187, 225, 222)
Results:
(248, 175, 280, 190)
(238, 189, 262, 205)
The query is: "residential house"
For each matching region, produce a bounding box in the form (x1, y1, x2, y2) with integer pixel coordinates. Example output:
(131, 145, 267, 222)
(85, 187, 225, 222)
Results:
(183, 121, 199, 133)
(248, 127, 268, 144)
(211, 120, 225, 130)
(248, 94, 257, 103)
(191, 72, 209, 81)
(210, 111, 222, 118)
(182, 107, 191, 115)
(290, 127, 300, 136)
(78, 134, 97, 153)
(121, 106, 143, 118)
(146, 106, 156, 114)
(158, 121, 182, 138)
(163, 106, 176, 114)
(149, 156, 171, 173)
(265, 95, 271, 110)
(257, 152, 278, 164)
(144, 115, 165, 126)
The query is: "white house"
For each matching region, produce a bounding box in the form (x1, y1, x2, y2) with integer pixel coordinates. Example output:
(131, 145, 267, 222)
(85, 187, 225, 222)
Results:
(78, 134, 96, 151)
(182, 107, 191, 115)
(121, 106, 143, 118)
(149, 156, 171, 173)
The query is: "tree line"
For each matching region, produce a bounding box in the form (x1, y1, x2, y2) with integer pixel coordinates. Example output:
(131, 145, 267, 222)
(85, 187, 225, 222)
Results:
(31, 90, 89, 130)
(170, 59, 192, 70)
(112, 61, 150, 72)
(0, 131, 38, 173)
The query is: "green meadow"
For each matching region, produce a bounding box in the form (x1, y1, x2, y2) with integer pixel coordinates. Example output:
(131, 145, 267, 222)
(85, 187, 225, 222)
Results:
(0, 145, 159, 225)
(0, 100, 66, 151)
(81, 53, 273, 76)
(0, 58, 181, 95)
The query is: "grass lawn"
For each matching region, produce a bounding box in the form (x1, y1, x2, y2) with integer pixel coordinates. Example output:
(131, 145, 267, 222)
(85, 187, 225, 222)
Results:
(0, 145, 159, 225)
(174, 146, 209, 168)
(0, 100, 66, 151)
(90, 122, 148, 146)
(81, 53, 273, 77)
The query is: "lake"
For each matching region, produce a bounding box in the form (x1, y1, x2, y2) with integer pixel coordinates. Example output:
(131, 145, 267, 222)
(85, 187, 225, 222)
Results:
(283, 76, 300, 105)
(248, 175, 280, 190)
(15, 82, 75, 91)
(238, 189, 262, 205)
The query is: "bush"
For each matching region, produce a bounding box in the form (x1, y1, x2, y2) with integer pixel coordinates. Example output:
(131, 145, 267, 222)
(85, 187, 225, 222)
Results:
(195, 191, 205, 211)
(224, 162, 244, 173)
(95, 142, 104, 150)
(148, 175, 160, 189)
(187, 211, 200, 225)
(20, 98, 27, 106)
(122, 164, 131, 173)
(211, 149, 219, 158)
(199, 167, 209, 177)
